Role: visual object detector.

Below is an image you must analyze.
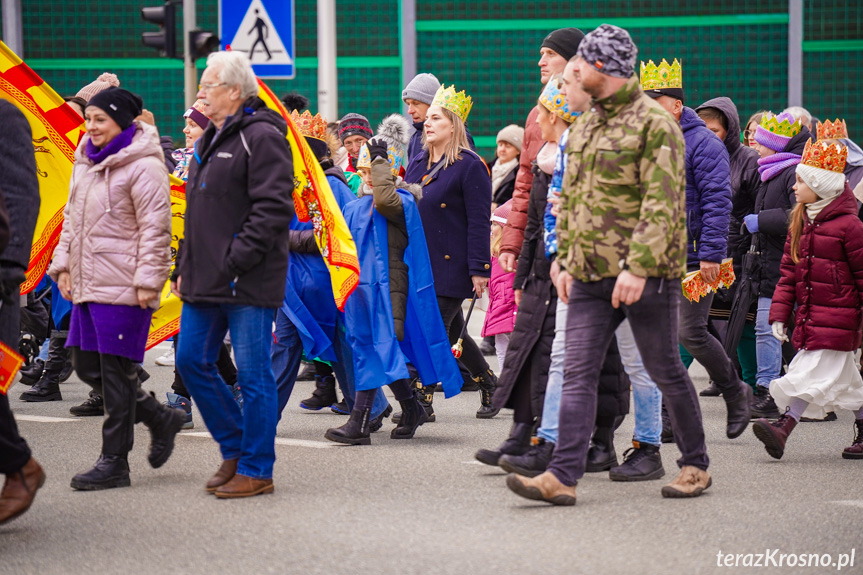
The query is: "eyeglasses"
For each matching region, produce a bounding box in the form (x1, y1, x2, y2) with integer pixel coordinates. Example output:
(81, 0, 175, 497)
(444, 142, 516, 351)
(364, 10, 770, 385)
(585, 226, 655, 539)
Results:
(198, 82, 226, 92)
(743, 129, 754, 139)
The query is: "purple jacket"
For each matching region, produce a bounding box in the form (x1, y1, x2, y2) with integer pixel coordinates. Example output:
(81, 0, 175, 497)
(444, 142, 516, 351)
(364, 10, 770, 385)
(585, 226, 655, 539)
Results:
(482, 257, 516, 337)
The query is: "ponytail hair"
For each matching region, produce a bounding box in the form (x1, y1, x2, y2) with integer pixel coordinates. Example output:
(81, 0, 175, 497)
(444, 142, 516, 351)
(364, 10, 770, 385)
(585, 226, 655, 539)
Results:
(788, 202, 807, 264)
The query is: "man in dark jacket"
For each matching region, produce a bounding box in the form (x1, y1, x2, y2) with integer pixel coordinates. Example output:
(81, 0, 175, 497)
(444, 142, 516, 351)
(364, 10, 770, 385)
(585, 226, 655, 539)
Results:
(174, 51, 294, 499)
(645, 74, 751, 440)
(0, 100, 45, 525)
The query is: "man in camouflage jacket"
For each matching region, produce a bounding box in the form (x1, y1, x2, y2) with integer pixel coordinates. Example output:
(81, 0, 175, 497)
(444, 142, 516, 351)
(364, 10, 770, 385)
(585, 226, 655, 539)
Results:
(506, 24, 711, 506)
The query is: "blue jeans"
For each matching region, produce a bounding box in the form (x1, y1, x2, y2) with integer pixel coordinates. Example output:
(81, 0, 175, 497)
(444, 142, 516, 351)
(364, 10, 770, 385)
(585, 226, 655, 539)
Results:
(177, 303, 277, 480)
(271, 310, 388, 419)
(537, 298, 567, 444)
(755, 296, 782, 389)
(617, 319, 663, 447)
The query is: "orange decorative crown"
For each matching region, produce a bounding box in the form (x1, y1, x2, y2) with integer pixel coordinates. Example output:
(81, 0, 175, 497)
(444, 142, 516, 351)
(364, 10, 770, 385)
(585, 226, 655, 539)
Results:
(816, 118, 848, 141)
(800, 139, 848, 173)
(290, 109, 329, 141)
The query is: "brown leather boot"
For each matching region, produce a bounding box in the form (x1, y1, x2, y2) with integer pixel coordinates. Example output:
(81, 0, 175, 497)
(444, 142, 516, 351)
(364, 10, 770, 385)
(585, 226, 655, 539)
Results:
(661, 465, 712, 498)
(0, 457, 46, 525)
(214, 474, 274, 499)
(206, 459, 239, 493)
(842, 419, 863, 460)
(505, 471, 576, 506)
(752, 413, 797, 460)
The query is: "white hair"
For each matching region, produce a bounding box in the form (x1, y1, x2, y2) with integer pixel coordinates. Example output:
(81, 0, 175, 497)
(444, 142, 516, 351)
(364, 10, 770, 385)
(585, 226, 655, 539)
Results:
(783, 106, 812, 126)
(206, 51, 258, 99)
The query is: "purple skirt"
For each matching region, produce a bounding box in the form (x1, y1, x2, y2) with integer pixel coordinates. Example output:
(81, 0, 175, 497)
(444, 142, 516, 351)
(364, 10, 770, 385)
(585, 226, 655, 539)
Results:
(67, 303, 153, 363)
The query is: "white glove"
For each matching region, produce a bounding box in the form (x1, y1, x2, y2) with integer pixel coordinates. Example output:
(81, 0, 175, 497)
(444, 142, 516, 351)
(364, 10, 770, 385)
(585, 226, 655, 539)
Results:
(771, 322, 789, 342)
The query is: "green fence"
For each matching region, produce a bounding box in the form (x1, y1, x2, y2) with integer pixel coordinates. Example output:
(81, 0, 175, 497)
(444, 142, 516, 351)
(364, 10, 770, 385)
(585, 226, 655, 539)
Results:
(3, 1, 861, 156)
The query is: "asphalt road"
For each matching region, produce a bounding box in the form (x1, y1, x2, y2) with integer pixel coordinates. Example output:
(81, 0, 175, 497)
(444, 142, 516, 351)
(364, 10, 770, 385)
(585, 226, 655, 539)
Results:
(2, 310, 862, 575)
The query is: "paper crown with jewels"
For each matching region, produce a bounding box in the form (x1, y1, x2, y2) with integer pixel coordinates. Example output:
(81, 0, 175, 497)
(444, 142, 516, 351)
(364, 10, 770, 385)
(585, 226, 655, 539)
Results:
(431, 85, 473, 123)
(290, 109, 329, 141)
(800, 139, 847, 173)
(817, 118, 849, 141)
(640, 58, 683, 91)
(539, 75, 577, 123)
(759, 112, 802, 139)
(356, 143, 406, 176)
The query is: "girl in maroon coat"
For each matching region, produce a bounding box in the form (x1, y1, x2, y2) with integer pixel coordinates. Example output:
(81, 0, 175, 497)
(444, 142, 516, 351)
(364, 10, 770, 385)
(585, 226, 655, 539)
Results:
(753, 140, 863, 460)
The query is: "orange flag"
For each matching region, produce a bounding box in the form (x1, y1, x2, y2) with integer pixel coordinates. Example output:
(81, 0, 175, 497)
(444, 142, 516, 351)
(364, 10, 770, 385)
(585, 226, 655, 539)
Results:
(257, 79, 359, 310)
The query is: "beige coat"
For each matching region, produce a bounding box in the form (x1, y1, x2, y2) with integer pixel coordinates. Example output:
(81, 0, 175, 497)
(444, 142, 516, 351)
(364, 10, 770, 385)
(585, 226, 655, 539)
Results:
(48, 121, 171, 309)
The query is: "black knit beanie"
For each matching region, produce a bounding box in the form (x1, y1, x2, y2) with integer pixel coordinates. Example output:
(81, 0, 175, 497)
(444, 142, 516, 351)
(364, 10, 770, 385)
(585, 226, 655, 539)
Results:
(541, 28, 585, 62)
(86, 87, 143, 130)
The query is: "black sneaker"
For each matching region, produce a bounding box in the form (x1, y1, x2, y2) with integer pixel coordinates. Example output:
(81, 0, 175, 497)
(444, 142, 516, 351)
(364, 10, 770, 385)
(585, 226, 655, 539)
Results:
(750, 390, 780, 419)
(300, 376, 338, 411)
(800, 411, 838, 423)
(498, 439, 555, 478)
(699, 380, 722, 397)
(608, 442, 665, 482)
(661, 405, 674, 444)
(330, 399, 350, 415)
(70, 394, 104, 416)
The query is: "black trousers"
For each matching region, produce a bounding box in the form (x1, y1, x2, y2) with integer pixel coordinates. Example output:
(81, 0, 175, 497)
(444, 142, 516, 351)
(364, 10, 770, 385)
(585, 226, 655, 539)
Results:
(436, 295, 488, 377)
(72, 348, 163, 456)
(171, 331, 237, 399)
(0, 289, 32, 474)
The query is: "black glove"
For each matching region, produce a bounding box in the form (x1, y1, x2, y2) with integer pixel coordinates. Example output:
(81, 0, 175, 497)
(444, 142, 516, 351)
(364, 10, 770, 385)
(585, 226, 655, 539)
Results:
(367, 138, 388, 162)
(0, 264, 26, 306)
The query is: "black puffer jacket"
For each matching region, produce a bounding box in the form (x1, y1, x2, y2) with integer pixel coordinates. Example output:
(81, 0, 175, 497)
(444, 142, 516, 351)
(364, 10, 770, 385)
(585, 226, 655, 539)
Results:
(178, 97, 294, 308)
(753, 127, 812, 298)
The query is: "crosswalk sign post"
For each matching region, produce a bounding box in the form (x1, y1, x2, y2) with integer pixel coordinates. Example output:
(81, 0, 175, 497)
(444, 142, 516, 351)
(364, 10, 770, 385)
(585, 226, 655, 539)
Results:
(220, 0, 295, 78)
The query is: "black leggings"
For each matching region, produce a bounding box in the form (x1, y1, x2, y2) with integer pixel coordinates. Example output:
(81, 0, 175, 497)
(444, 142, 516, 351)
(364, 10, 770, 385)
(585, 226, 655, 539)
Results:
(436, 295, 488, 377)
(355, 379, 413, 411)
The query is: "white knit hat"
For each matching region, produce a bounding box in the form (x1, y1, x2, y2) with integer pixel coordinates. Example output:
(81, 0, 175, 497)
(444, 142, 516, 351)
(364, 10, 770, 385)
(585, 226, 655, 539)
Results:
(796, 163, 846, 199)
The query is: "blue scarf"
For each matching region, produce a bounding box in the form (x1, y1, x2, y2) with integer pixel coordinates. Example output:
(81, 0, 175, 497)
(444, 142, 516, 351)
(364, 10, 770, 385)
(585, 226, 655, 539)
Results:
(86, 124, 136, 164)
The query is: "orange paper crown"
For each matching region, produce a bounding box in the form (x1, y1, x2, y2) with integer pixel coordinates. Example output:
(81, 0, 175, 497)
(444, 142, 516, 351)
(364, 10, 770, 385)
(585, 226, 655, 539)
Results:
(800, 139, 848, 173)
(816, 118, 849, 141)
(290, 109, 329, 141)
(681, 258, 735, 303)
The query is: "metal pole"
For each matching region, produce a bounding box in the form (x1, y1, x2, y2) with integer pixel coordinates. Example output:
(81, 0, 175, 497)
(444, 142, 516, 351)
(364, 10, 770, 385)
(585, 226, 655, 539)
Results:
(400, 0, 417, 113)
(317, 0, 338, 120)
(1, 0, 23, 57)
(788, 0, 803, 107)
(183, 0, 197, 107)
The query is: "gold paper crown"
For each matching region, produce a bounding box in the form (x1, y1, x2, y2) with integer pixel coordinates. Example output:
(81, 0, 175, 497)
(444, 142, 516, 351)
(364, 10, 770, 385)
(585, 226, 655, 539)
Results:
(639, 58, 683, 91)
(431, 85, 473, 123)
(800, 139, 847, 173)
(817, 118, 849, 141)
(290, 109, 329, 141)
(539, 75, 578, 124)
(759, 113, 801, 139)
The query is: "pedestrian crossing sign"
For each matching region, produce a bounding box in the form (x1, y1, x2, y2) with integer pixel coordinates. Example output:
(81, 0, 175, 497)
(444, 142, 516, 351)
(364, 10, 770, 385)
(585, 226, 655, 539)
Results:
(220, 0, 295, 79)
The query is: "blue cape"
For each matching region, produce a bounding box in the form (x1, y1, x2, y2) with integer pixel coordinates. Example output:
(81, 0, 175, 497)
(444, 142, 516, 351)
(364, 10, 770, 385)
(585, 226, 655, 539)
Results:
(342, 189, 462, 397)
(280, 175, 357, 362)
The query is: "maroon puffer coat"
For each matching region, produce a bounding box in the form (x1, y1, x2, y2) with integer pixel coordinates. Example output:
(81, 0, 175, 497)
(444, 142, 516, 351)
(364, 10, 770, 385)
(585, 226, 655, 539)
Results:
(770, 185, 863, 351)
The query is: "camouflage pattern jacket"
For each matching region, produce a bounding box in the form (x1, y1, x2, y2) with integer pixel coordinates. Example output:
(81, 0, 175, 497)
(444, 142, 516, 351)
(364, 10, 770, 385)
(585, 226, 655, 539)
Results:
(557, 75, 687, 281)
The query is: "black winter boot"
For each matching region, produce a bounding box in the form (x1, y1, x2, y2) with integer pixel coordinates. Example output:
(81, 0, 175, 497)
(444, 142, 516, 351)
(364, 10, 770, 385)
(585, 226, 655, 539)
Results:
(498, 438, 555, 478)
(474, 369, 499, 419)
(369, 405, 394, 432)
(18, 359, 44, 386)
(300, 375, 338, 411)
(724, 382, 752, 439)
(392, 382, 435, 424)
(699, 380, 722, 397)
(661, 403, 675, 443)
(608, 442, 665, 481)
(475, 422, 533, 467)
(69, 393, 104, 417)
(70, 455, 131, 491)
(391, 397, 429, 439)
(325, 408, 371, 445)
(18, 372, 62, 402)
(136, 390, 187, 469)
(751, 389, 781, 419)
(585, 423, 618, 472)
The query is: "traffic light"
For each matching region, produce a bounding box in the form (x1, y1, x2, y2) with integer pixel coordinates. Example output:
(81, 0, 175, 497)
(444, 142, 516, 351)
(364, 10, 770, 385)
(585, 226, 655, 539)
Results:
(141, 1, 178, 59)
(189, 29, 220, 61)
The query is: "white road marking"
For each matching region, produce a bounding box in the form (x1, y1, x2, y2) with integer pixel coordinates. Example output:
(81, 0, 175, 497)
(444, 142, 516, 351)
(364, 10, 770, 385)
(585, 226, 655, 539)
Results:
(16, 415, 81, 423)
(180, 431, 335, 449)
(463, 460, 484, 465)
(832, 500, 863, 509)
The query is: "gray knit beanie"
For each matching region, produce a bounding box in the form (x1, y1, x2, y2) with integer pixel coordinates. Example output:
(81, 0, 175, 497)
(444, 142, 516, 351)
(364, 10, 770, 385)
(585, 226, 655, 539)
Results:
(496, 124, 525, 152)
(402, 73, 441, 105)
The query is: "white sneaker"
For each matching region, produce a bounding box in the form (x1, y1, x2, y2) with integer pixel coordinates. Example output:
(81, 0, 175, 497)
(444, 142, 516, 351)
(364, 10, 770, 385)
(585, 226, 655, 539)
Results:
(155, 351, 175, 367)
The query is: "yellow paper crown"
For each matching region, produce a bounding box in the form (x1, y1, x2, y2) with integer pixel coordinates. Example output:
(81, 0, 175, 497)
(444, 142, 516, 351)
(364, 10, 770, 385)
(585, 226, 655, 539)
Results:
(539, 75, 577, 124)
(817, 118, 849, 141)
(431, 85, 473, 123)
(639, 58, 683, 91)
(290, 109, 329, 141)
(759, 113, 802, 139)
(800, 139, 847, 173)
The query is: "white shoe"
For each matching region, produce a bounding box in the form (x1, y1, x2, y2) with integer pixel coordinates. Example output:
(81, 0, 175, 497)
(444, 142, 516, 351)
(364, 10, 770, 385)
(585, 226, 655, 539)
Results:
(155, 351, 175, 367)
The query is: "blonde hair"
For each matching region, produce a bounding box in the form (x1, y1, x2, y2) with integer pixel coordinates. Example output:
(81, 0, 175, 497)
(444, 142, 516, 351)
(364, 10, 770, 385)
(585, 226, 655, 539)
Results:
(423, 107, 471, 169)
(788, 202, 807, 264)
(490, 223, 503, 257)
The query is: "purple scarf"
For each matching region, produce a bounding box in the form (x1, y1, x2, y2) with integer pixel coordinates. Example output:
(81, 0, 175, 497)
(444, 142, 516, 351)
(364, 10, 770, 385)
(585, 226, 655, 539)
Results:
(86, 124, 136, 164)
(758, 152, 801, 182)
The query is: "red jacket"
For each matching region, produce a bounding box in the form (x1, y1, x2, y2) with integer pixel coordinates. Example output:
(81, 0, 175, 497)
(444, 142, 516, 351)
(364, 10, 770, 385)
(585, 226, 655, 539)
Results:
(500, 106, 542, 257)
(770, 185, 863, 352)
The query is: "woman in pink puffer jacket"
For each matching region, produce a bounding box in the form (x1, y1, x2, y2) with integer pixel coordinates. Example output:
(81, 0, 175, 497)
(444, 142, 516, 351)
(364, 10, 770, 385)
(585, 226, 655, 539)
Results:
(48, 87, 183, 492)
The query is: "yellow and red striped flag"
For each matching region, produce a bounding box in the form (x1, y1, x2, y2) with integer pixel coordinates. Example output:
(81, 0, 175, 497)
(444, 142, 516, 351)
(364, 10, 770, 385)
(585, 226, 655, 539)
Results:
(0, 41, 84, 294)
(257, 79, 359, 310)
